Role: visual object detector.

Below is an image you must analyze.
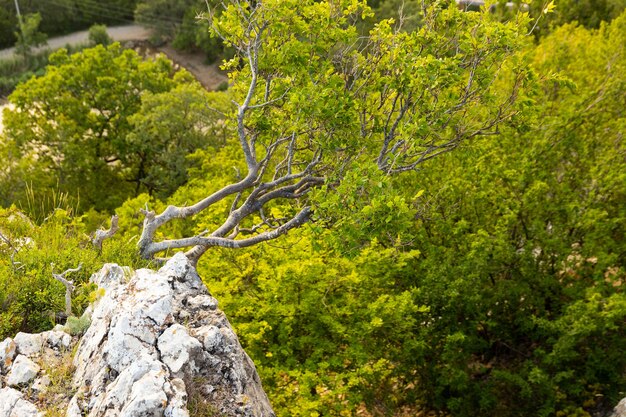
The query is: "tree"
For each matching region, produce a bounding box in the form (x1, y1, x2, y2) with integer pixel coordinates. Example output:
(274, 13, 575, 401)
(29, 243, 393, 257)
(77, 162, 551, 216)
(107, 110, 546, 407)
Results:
(187, 12, 626, 416)
(2, 43, 225, 211)
(14, 13, 47, 58)
(136, 0, 534, 264)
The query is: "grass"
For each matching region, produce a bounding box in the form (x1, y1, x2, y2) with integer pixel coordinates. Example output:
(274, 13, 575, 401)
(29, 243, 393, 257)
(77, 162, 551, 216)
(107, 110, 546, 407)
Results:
(185, 376, 221, 417)
(20, 182, 80, 225)
(35, 346, 77, 416)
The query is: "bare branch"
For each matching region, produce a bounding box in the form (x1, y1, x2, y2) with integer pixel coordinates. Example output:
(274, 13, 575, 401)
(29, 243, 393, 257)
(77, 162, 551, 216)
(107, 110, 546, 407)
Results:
(0, 231, 23, 271)
(144, 206, 312, 258)
(92, 215, 119, 251)
(52, 263, 82, 316)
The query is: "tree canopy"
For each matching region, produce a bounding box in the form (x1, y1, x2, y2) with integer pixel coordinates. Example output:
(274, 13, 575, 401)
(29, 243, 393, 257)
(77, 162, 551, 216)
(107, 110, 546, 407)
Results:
(134, 0, 533, 263)
(1, 43, 227, 211)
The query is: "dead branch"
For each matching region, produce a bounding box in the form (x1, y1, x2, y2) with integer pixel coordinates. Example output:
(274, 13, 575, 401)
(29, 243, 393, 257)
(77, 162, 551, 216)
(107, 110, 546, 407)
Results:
(52, 263, 82, 317)
(0, 231, 23, 271)
(92, 215, 119, 251)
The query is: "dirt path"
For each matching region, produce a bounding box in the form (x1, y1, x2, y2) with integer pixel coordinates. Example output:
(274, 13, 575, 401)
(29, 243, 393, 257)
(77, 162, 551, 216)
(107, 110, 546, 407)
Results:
(0, 23, 228, 92)
(154, 45, 227, 91)
(0, 25, 151, 60)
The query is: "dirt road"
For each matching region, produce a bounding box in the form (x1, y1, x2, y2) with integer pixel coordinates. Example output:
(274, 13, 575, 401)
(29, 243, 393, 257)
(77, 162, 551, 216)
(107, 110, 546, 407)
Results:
(0, 25, 151, 60)
(0, 24, 227, 94)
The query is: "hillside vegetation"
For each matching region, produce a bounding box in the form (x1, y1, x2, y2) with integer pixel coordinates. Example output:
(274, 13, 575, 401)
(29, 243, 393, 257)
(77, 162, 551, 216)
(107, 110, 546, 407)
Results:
(0, 1, 625, 416)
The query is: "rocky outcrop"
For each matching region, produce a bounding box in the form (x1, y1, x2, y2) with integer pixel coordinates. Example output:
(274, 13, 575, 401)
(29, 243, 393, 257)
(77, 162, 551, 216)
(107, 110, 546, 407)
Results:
(0, 253, 275, 417)
(0, 328, 73, 416)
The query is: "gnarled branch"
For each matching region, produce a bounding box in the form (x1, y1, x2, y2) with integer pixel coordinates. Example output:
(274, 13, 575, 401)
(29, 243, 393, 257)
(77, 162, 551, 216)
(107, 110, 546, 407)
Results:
(52, 263, 82, 316)
(92, 215, 119, 251)
(135, 0, 528, 265)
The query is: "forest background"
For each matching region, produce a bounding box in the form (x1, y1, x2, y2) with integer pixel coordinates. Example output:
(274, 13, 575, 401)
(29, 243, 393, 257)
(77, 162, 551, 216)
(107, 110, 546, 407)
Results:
(1, 0, 626, 416)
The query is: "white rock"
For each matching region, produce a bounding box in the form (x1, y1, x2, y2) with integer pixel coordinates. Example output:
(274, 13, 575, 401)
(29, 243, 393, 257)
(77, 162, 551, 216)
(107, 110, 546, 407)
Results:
(129, 269, 173, 326)
(0, 338, 17, 372)
(158, 252, 189, 282)
(119, 369, 168, 416)
(91, 357, 164, 415)
(10, 398, 39, 417)
(43, 331, 71, 349)
(0, 387, 39, 417)
(91, 263, 125, 291)
(12, 333, 42, 357)
(67, 254, 275, 417)
(158, 324, 203, 374)
(31, 375, 50, 392)
(194, 326, 223, 352)
(66, 397, 82, 417)
(6, 355, 40, 387)
(187, 294, 218, 310)
(165, 408, 191, 417)
(219, 326, 240, 353)
(52, 324, 66, 332)
(0, 387, 21, 416)
(612, 398, 626, 417)
(164, 378, 189, 417)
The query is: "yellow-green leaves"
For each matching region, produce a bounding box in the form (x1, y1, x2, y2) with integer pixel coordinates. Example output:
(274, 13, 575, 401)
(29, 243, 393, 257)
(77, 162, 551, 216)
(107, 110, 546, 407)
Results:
(3, 43, 217, 212)
(543, 1, 556, 14)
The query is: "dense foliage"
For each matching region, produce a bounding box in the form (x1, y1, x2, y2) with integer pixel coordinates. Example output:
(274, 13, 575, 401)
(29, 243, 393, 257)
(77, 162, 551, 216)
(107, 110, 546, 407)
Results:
(0, 205, 149, 338)
(1, 1, 625, 417)
(1, 43, 227, 212)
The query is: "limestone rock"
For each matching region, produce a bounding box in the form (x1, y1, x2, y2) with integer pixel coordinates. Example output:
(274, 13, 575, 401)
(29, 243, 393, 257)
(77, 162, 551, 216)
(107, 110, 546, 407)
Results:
(0, 387, 21, 416)
(0, 387, 39, 417)
(31, 375, 50, 393)
(12, 333, 42, 357)
(0, 253, 274, 417)
(193, 325, 223, 352)
(6, 355, 39, 387)
(42, 330, 71, 349)
(68, 252, 275, 417)
(0, 338, 16, 372)
(611, 398, 626, 417)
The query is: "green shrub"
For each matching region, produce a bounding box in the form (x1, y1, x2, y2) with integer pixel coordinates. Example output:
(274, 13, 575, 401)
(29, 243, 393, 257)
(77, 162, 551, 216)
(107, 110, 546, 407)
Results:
(65, 315, 91, 336)
(0, 206, 149, 339)
(88, 24, 112, 47)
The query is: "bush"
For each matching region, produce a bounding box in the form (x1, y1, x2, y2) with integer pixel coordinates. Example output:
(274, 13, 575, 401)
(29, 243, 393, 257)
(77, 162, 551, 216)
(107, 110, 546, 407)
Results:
(0, 206, 149, 339)
(88, 24, 112, 47)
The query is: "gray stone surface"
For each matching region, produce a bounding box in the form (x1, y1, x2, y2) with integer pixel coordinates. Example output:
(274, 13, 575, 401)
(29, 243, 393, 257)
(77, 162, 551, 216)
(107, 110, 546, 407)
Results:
(12, 333, 42, 357)
(0, 338, 16, 372)
(6, 355, 39, 387)
(69, 252, 275, 416)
